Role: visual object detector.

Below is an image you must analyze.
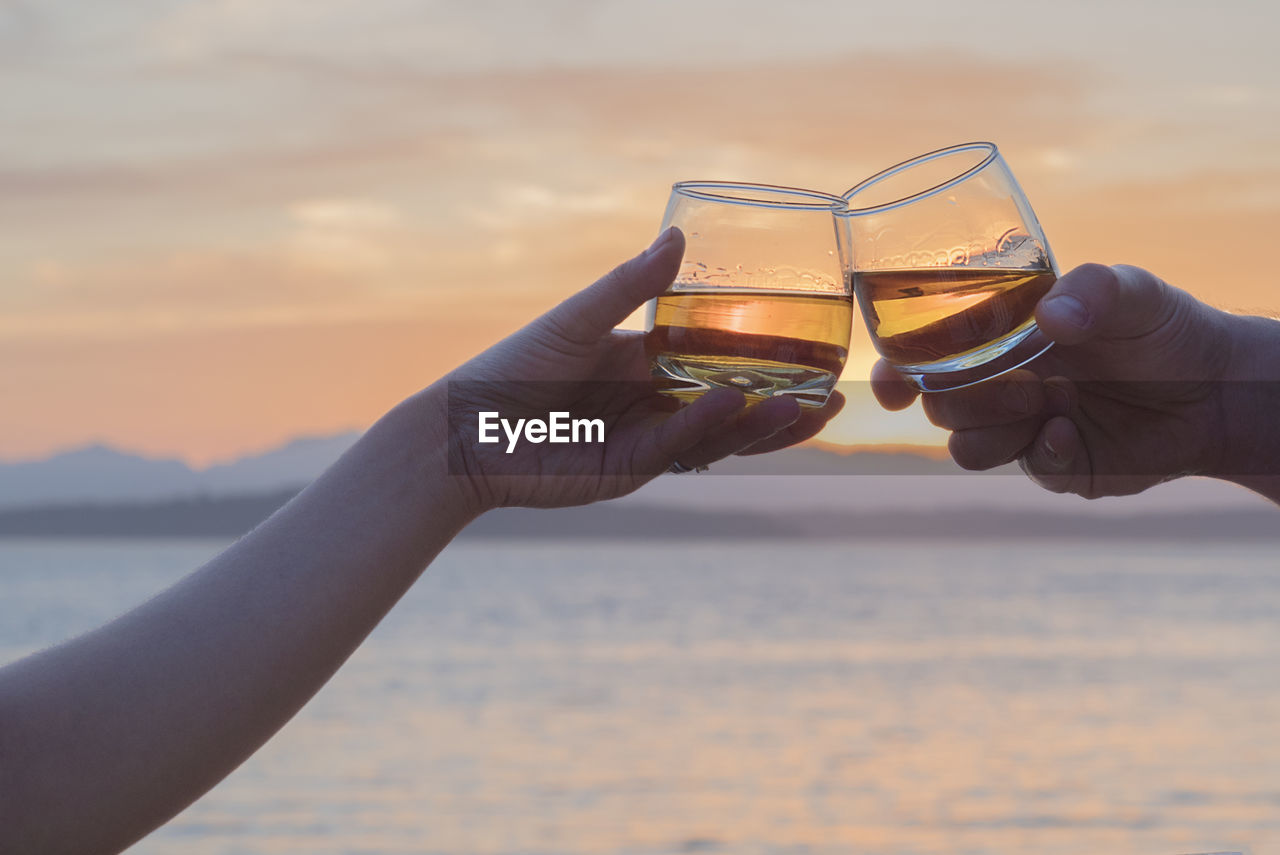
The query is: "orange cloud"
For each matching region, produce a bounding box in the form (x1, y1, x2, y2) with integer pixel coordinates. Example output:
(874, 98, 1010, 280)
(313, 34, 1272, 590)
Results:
(2, 49, 1276, 462)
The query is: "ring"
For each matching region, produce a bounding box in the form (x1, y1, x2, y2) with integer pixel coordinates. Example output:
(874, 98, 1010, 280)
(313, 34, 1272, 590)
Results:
(667, 460, 709, 474)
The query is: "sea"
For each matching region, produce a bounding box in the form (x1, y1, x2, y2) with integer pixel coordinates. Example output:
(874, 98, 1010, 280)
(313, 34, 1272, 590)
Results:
(0, 536, 1274, 855)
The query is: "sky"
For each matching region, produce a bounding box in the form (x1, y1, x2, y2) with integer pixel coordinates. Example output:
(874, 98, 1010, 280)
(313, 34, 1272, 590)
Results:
(2, 0, 1278, 465)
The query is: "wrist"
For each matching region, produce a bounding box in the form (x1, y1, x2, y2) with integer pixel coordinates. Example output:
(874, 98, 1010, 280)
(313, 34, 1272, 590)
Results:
(376, 380, 494, 525)
(1207, 312, 1280, 487)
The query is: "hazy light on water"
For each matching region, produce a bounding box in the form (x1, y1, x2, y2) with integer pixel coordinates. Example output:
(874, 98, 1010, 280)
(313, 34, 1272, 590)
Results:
(1, 538, 1273, 854)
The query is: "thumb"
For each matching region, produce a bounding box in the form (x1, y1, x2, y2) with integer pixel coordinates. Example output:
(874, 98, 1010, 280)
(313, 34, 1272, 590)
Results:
(538, 227, 685, 345)
(870, 358, 920, 412)
(1035, 263, 1178, 346)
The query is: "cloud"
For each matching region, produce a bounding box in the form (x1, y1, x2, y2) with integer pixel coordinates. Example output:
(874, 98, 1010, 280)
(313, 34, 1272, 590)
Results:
(1192, 85, 1264, 107)
(0, 251, 364, 339)
(463, 184, 628, 232)
(289, 199, 400, 228)
(1039, 168, 1280, 314)
(144, 0, 560, 71)
(284, 198, 405, 272)
(5, 49, 1277, 342)
(3, 33, 1279, 461)
(0, 310, 521, 466)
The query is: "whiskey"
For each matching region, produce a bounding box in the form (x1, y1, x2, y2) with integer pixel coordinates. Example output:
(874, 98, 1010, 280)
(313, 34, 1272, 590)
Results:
(855, 267, 1056, 367)
(645, 289, 852, 407)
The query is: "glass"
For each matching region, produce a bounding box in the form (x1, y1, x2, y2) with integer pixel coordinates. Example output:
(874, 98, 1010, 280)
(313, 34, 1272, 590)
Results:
(644, 181, 852, 408)
(838, 141, 1058, 391)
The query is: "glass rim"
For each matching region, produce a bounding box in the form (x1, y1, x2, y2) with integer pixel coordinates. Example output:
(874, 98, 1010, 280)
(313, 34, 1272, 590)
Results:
(839, 141, 1000, 216)
(672, 181, 847, 211)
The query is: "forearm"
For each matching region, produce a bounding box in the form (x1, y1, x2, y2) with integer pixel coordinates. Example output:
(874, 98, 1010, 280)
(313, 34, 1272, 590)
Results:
(0, 382, 480, 854)
(1213, 313, 1280, 503)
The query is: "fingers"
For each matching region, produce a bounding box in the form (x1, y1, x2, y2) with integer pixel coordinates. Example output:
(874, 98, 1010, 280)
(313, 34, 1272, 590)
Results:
(735, 391, 846, 456)
(1016, 416, 1086, 494)
(1043, 376, 1076, 417)
(920, 370, 1044, 430)
(947, 418, 1044, 470)
(918, 371, 1069, 473)
(644, 387, 748, 468)
(1036, 263, 1178, 346)
(539, 227, 685, 345)
(669, 395, 804, 469)
(870, 360, 919, 411)
(650, 387, 842, 473)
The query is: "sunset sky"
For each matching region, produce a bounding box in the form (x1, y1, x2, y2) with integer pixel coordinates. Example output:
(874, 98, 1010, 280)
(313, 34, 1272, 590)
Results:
(2, 0, 1278, 465)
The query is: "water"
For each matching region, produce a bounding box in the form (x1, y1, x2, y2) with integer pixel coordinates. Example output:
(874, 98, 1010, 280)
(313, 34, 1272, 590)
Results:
(0, 537, 1275, 855)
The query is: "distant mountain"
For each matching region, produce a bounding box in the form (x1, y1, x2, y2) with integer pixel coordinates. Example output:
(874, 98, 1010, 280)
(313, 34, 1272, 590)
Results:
(0, 445, 201, 509)
(0, 433, 361, 510)
(0, 435, 953, 511)
(1, 435, 1275, 532)
(197, 434, 361, 493)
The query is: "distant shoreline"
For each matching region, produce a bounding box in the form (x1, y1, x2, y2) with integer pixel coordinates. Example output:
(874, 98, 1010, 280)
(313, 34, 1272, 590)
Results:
(1, 491, 1277, 541)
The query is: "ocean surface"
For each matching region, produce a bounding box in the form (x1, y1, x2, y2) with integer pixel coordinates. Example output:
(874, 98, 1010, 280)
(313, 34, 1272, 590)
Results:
(0, 537, 1275, 855)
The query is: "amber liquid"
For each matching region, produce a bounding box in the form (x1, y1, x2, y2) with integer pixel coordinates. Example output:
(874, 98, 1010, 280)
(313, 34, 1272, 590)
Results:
(855, 268, 1056, 367)
(645, 290, 852, 407)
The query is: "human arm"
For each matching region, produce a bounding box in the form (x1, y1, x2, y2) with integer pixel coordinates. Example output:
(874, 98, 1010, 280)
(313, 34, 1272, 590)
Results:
(0, 396, 476, 855)
(871, 263, 1280, 503)
(0, 228, 842, 854)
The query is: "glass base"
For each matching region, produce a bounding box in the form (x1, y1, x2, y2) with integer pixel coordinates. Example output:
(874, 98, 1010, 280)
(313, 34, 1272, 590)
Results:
(650, 353, 838, 407)
(893, 321, 1053, 392)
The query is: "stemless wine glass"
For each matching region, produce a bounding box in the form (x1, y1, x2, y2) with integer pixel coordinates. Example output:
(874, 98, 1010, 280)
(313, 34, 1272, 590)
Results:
(838, 142, 1059, 391)
(644, 182, 852, 408)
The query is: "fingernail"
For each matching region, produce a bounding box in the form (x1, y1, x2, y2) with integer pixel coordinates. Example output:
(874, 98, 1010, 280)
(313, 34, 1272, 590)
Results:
(1042, 294, 1090, 329)
(1043, 435, 1062, 465)
(646, 227, 678, 256)
(1000, 381, 1030, 414)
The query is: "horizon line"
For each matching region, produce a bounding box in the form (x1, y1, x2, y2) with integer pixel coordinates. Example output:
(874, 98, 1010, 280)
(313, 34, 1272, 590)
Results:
(0, 434, 949, 469)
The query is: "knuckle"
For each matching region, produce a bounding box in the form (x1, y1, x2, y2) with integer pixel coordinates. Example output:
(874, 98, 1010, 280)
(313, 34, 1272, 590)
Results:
(921, 395, 957, 428)
(598, 257, 642, 294)
(1056, 262, 1109, 298)
(1075, 261, 1114, 282)
(948, 431, 994, 471)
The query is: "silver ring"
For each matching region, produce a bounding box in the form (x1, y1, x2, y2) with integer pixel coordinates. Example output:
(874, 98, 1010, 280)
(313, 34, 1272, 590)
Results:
(667, 460, 709, 474)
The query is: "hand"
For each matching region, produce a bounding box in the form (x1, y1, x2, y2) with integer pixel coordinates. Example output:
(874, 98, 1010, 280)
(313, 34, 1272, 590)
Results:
(444, 227, 844, 510)
(0, 227, 846, 855)
(872, 263, 1246, 498)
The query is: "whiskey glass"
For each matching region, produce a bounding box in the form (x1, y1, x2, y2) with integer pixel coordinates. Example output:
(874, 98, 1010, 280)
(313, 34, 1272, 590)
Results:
(838, 142, 1058, 392)
(645, 181, 852, 407)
